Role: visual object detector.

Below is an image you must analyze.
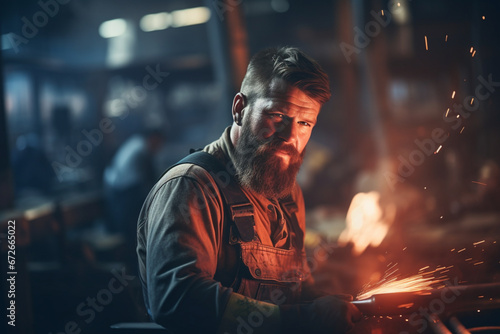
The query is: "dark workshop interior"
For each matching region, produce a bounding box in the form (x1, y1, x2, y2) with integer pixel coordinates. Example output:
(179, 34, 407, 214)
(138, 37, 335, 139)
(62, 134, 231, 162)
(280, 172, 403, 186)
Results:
(1, 0, 500, 333)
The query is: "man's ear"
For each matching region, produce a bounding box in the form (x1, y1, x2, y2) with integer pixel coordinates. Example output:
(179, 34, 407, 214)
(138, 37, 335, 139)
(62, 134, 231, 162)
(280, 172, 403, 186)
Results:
(232, 92, 246, 126)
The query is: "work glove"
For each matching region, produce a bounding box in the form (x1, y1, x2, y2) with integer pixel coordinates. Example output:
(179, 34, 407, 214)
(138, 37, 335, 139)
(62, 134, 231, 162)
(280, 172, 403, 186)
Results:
(279, 294, 362, 334)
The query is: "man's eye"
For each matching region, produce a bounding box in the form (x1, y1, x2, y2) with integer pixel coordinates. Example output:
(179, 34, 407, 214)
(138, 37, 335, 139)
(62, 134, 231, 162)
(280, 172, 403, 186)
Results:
(299, 121, 311, 127)
(271, 114, 284, 119)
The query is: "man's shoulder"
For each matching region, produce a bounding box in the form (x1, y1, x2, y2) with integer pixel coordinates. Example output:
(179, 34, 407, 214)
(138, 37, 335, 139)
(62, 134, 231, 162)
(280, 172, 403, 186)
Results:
(157, 162, 216, 188)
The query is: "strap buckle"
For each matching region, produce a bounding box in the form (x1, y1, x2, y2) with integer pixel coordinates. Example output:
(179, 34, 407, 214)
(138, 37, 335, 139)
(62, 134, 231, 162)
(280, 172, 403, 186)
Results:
(230, 203, 255, 242)
(230, 203, 254, 220)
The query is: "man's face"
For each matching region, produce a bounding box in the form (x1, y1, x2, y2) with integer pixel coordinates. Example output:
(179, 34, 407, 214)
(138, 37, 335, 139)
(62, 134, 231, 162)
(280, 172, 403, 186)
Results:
(233, 78, 322, 199)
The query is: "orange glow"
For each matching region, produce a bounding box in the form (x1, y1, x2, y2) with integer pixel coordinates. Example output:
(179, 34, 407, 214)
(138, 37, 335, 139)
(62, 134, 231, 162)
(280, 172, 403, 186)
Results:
(338, 192, 396, 255)
(424, 36, 428, 50)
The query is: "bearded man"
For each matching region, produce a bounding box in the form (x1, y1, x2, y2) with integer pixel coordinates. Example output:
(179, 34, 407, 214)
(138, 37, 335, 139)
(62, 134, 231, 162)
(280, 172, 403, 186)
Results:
(137, 47, 361, 334)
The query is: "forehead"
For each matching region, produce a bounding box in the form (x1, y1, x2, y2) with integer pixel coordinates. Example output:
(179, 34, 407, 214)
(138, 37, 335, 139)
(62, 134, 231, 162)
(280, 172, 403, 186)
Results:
(254, 78, 322, 116)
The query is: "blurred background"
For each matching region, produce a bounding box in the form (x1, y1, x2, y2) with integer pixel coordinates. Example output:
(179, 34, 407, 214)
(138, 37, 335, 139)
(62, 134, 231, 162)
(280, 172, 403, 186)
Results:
(1, 0, 500, 333)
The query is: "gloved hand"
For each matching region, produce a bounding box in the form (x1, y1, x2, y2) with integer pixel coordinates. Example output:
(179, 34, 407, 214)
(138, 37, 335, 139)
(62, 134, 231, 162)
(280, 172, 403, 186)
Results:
(279, 294, 363, 334)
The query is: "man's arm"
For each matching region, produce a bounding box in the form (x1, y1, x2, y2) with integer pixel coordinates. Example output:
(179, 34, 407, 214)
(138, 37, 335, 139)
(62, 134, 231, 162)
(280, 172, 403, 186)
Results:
(144, 169, 233, 333)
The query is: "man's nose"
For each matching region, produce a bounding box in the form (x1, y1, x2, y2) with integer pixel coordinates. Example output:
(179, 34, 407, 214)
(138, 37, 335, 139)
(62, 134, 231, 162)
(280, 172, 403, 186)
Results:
(276, 119, 298, 145)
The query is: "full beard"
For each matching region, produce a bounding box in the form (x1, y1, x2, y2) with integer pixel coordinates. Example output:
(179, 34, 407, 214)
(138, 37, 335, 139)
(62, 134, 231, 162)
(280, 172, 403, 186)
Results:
(232, 124, 305, 199)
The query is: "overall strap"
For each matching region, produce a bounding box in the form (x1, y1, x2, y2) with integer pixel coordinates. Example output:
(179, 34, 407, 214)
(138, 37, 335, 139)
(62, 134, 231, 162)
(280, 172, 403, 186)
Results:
(166, 151, 255, 242)
(279, 195, 303, 251)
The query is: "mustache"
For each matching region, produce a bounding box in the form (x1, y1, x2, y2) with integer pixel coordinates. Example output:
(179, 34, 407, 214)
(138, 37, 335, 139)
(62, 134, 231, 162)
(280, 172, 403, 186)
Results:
(260, 138, 300, 156)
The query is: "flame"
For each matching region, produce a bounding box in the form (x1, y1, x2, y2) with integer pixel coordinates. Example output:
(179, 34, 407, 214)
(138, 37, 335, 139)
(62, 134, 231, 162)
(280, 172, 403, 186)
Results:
(356, 263, 447, 300)
(338, 191, 396, 255)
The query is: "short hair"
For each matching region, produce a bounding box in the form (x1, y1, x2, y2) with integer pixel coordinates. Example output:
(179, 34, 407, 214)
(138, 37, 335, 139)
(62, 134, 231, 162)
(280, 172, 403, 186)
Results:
(240, 47, 331, 105)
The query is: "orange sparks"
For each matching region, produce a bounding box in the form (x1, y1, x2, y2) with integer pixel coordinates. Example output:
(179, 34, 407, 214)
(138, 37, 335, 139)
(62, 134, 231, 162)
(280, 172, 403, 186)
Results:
(357, 275, 443, 300)
(357, 264, 447, 300)
(473, 240, 486, 246)
(451, 90, 456, 98)
(445, 34, 448, 42)
(472, 50, 477, 57)
(425, 36, 428, 50)
(470, 47, 474, 53)
(434, 145, 442, 154)
(450, 248, 455, 252)
(445, 108, 450, 117)
(482, 16, 485, 20)
(478, 296, 484, 299)
(458, 248, 466, 253)
(419, 266, 430, 272)
(381, 10, 384, 16)
(474, 261, 484, 266)
(398, 303, 414, 309)
(472, 181, 487, 186)
(460, 126, 465, 134)
(465, 258, 473, 261)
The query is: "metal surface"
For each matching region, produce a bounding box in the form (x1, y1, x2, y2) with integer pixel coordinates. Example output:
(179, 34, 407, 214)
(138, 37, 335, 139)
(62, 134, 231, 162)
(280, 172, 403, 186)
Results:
(449, 316, 472, 334)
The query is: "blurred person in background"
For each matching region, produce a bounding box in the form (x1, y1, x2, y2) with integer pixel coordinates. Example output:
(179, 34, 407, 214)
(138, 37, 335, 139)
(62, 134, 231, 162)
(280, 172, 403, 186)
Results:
(11, 133, 54, 198)
(103, 128, 164, 245)
(137, 47, 361, 334)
